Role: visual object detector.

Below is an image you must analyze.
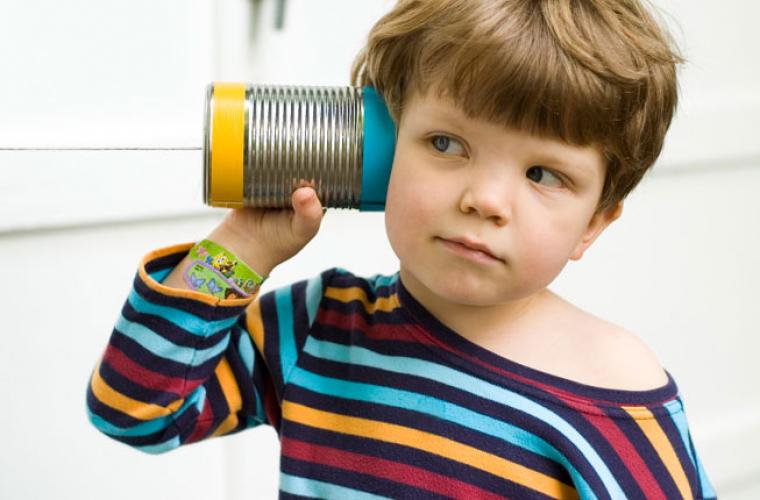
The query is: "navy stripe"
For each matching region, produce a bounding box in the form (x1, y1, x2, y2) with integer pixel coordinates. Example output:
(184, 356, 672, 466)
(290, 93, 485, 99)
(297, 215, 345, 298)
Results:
(121, 300, 230, 349)
(257, 290, 285, 398)
(112, 424, 179, 448)
(204, 373, 233, 434)
(133, 271, 249, 321)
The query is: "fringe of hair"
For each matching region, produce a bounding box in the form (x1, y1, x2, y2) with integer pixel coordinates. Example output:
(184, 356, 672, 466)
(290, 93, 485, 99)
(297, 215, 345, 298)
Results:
(350, 0, 685, 214)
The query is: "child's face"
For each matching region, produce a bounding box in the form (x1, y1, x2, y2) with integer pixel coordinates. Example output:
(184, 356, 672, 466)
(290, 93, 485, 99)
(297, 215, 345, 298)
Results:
(384, 87, 622, 311)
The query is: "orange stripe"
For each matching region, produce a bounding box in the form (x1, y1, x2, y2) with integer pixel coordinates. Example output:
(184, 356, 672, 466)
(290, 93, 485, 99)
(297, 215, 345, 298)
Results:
(90, 360, 184, 421)
(212, 414, 239, 437)
(325, 285, 400, 314)
(282, 400, 578, 499)
(245, 299, 265, 353)
(210, 357, 241, 436)
(622, 406, 693, 499)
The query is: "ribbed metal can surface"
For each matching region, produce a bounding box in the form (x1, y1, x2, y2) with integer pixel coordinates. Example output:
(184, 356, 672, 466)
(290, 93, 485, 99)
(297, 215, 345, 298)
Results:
(204, 83, 365, 209)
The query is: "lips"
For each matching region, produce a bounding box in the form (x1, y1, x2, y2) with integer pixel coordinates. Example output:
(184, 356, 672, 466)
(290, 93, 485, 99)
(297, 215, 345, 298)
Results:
(440, 236, 502, 262)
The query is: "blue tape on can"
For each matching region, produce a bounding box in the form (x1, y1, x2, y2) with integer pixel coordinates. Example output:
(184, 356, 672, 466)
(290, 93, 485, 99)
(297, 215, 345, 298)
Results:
(360, 86, 397, 211)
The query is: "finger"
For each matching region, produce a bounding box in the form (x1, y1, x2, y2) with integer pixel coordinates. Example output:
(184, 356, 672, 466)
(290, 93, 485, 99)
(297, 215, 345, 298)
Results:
(291, 188, 323, 239)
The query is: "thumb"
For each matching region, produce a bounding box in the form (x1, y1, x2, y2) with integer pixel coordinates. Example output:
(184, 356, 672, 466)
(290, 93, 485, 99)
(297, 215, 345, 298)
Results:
(290, 187, 324, 239)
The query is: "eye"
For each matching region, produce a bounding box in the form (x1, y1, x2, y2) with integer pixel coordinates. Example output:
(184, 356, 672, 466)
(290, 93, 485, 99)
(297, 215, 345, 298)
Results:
(526, 166, 566, 189)
(429, 134, 466, 156)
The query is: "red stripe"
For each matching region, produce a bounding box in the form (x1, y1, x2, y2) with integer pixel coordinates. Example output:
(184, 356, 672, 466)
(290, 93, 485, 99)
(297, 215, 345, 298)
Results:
(320, 308, 436, 345)
(104, 345, 187, 395)
(569, 405, 668, 499)
(281, 436, 508, 500)
(186, 396, 215, 443)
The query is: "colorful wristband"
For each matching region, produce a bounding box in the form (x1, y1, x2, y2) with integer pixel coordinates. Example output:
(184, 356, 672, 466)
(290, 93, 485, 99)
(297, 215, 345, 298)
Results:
(183, 239, 266, 299)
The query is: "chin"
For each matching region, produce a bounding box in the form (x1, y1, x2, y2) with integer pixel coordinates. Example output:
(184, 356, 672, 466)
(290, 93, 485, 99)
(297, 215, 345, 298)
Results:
(417, 267, 516, 306)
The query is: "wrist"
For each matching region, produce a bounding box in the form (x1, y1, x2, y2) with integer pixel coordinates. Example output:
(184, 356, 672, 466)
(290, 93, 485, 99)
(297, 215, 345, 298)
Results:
(183, 238, 267, 299)
(206, 224, 278, 279)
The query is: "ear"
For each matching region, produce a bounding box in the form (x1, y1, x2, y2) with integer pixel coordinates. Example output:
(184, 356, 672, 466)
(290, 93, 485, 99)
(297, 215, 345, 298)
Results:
(569, 201, 624, 261)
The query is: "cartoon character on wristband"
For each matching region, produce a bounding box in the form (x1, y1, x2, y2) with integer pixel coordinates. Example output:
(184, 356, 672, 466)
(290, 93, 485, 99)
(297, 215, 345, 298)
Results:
(183, 239, 266, 299)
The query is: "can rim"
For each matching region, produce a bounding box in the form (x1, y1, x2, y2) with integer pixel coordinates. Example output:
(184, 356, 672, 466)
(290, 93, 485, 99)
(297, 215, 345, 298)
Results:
(202, 83, 214, 205)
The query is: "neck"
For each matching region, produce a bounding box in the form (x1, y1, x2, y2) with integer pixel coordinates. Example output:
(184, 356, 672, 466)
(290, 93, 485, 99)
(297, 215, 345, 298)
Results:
(398, 266, 559, 345)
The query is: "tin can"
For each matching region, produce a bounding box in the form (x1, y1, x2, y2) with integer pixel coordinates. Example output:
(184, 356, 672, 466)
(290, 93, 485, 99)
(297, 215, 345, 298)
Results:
(203, 82, 397, 211)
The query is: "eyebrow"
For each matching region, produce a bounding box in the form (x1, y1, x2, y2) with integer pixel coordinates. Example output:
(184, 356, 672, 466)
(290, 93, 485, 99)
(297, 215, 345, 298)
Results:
(536, 150, 598, 179)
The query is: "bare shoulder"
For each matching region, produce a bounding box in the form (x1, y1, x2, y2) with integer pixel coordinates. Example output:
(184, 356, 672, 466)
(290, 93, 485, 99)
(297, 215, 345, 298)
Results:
(584, 321, 670, 391)
(544, 292, 670, 391)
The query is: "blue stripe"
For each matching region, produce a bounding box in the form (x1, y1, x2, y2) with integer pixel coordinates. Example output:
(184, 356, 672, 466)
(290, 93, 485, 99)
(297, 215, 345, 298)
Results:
(369, 272, 399, 289)
(148, 268, 172, 283)
(236, 330, 266, 423)
(301, 337, 609, 498)
(193, 385, 207, 413)
(280, 472, 389, 499)
(275, 286, 297, 385)
(237, 329, 255, 376)
(692, 440, 716, 499)
(87, 407, 174, 437)
(137, 436, 181, 454)
(305, 274, 324, 327)
(289, 364, 594, 498)
(669, 408, 716, 498)
(128, 288, 239, 337)
(116, 314, 230, 366)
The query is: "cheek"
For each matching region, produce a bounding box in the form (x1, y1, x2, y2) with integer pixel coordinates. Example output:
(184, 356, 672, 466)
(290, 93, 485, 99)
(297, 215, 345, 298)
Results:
(518, 216, 579, 277)
(384, 160, 437, 250)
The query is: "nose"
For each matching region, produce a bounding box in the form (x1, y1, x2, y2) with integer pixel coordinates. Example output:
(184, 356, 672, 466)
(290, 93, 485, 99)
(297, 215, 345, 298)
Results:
(458, 167, 512, 225)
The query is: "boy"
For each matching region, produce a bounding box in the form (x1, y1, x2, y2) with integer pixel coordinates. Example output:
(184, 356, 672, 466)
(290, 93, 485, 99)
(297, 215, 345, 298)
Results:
(87, 0, 717, 498)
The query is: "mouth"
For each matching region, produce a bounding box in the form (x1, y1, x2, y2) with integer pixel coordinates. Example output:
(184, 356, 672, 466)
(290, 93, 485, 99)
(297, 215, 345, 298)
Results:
(437, 237, 504, 264)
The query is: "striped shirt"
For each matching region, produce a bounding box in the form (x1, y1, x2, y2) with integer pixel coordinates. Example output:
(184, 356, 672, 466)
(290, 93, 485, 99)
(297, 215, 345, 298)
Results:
(87, 243, 717, 499)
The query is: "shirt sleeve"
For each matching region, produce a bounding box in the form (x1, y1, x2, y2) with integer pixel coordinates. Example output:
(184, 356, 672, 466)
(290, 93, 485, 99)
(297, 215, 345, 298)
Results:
(85, 242, 334, 454)
(560, 394, 717, 499)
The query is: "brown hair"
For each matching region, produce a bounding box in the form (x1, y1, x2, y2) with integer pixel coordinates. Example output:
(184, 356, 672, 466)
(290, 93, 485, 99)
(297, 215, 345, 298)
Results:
(350, 0, 685, 215)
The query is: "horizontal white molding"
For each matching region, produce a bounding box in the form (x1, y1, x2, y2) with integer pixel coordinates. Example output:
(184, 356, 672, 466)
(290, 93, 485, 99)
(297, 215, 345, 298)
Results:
(0, 147, 200, 151)
(0, 149, 217, 234)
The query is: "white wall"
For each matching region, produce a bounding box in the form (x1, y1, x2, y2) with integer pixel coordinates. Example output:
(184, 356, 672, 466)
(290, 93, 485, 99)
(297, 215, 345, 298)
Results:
(1, 0, 758, 499)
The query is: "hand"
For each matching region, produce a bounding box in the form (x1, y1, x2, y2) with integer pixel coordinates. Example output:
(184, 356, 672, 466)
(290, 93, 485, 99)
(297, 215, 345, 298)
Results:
(208, 179, 326, 276)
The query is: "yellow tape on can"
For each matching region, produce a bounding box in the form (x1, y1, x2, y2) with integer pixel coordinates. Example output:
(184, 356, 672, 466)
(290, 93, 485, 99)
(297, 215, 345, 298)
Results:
(210, 83, 246, 207)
